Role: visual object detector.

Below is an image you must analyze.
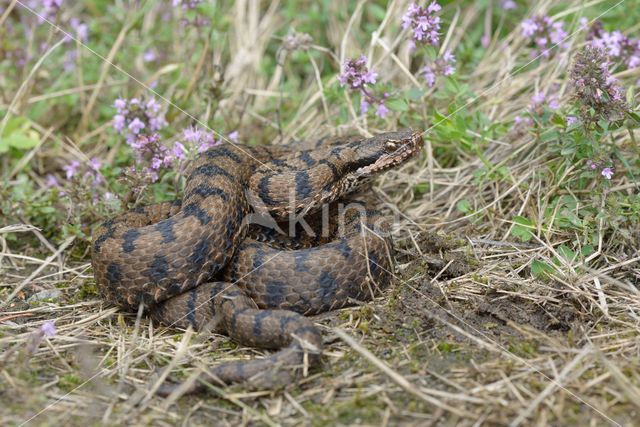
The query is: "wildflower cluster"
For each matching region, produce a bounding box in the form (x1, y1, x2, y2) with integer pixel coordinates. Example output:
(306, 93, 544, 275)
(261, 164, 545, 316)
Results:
(339, 55, 389, 118)
(587, 21, 640, 70)
(569, 46, 627, 124)
(420, 50, 456, 87)
(520, 15, 568, 58)
(128, 133, 187, 183)
(530, 89, 560, 112)
(113, 97, 179, 182)
(26, 0, 61, 21)
(510, 88, 560, 136)
(61, 157, 103, 184)
(401, 2, 442, 50)
(62, 19, 89, 71)
(172, 0, 203, 9)
(113, 97, 168, 143)
(586, 159, 615, 180)
(65, 18, 89, 43)
(172, 0, 210, 27)
(49, 156, 115, 202)
(401, 2, 456, 87)
(180, 125, 236, 153)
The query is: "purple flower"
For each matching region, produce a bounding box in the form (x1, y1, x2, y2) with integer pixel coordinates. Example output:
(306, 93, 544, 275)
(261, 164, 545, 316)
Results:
(375, 103, 390, 118)
(128, 118, 146, 135)
(112, 96, 167, 141)
(196, 137, 220, 153)
(113, 114, 125, 132)
(521, 19, 538, 38)
(65, 18, 89, 43)
(339, 55, 377, 89)
(43, 0, 62, 7)
(88, 157, 102, 171)
(501, 0, 517, 10)
(25, 319, 57, 356)
(228, 130, 239, 142)
(339, 56, 390, 119)
(531, 92, 546, 106)
(172, 141, 186, 161)
(28, 0, 62, 21)
(510, 115, 534, 134)
(566, 116, 578, 126)
(148, 116, 167, 131)
(143, 49, 158, 62)
(549, 22, 568, 45)
(521, 16, 568, 58)
(45, 174, 60, 188)
(150, 156, 163, 170)
(173, 0, 202, 9)
(421, 67, 436, 87)
(63, 51, 78, 72)
(419, 50, 456, 87)
(183, 126, 203, 143)
(114, 98, 127, 111)
(360, 98, 370, 114)
(41, 321, 56, 337)
(146, 98, 162, 114)
(63, 160, 80, 179)
(601, 167, 614, 179)
(180, 125, 221, 153)
(588, 24, 640, 71)
(570, 46, 628, 123)
(125, 133, 175, 182)
(402, 2, 442, 49)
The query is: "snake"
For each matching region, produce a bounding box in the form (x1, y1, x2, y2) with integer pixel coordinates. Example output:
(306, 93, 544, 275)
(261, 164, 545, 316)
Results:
(91, 129, 424, 393)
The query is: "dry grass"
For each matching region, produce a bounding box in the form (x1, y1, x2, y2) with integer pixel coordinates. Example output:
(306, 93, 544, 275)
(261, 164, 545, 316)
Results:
(2, 0, 640, 426)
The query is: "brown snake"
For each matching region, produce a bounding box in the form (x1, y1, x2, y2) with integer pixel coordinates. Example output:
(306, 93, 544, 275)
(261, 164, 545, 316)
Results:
(91, 129, 423, 394)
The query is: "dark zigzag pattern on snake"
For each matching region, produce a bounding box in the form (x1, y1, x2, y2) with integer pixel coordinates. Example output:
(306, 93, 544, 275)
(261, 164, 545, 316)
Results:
(91, 130, 423, 394)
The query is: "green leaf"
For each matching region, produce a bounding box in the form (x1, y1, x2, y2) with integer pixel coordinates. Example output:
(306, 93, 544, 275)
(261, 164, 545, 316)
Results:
(406, 88, 426, 100)
(386, 98, 409, 112)
(556, 245, 576, 263)
(560, 145, 576, 156)
(412, 182, 430, 195)
(540, 128, 559, 142)
(456, 199, 472, 214)
(1, 117, 29, 137)
(368, 3, 387, 20)
(550, 114, 566, 126)
(4, 132, 39, 149)
(625, 111, 640, 124)
(531, 259, 554, 278)
(581, 245, 595, 257)
(511, 215, 534, 242)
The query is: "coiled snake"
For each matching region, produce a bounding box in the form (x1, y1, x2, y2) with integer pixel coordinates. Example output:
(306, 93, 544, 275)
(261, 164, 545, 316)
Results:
(91, 129, 424, 394)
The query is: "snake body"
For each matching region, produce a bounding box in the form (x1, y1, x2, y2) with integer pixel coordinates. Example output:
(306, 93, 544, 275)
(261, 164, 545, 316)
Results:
(91, 130, 423, 392)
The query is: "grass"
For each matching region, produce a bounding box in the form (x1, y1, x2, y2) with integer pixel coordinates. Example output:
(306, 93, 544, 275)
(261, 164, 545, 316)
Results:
(1, 0, 640, 425)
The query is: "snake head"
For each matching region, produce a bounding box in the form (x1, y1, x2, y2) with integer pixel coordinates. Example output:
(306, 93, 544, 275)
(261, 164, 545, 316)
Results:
(350, 129, 424, 179)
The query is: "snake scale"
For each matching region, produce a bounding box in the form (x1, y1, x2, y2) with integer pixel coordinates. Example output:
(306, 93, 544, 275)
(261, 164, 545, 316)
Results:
(91, 129, 424, 394)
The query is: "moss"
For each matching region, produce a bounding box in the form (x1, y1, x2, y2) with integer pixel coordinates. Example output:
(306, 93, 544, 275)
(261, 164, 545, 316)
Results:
(304, 393, 386, 426)
(436, 341, 459, 353)
(507, 340, 539, 358)
(58, 373, 83, 392)
(471, 273, 489, 284)
(75, 281, 100, 301)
